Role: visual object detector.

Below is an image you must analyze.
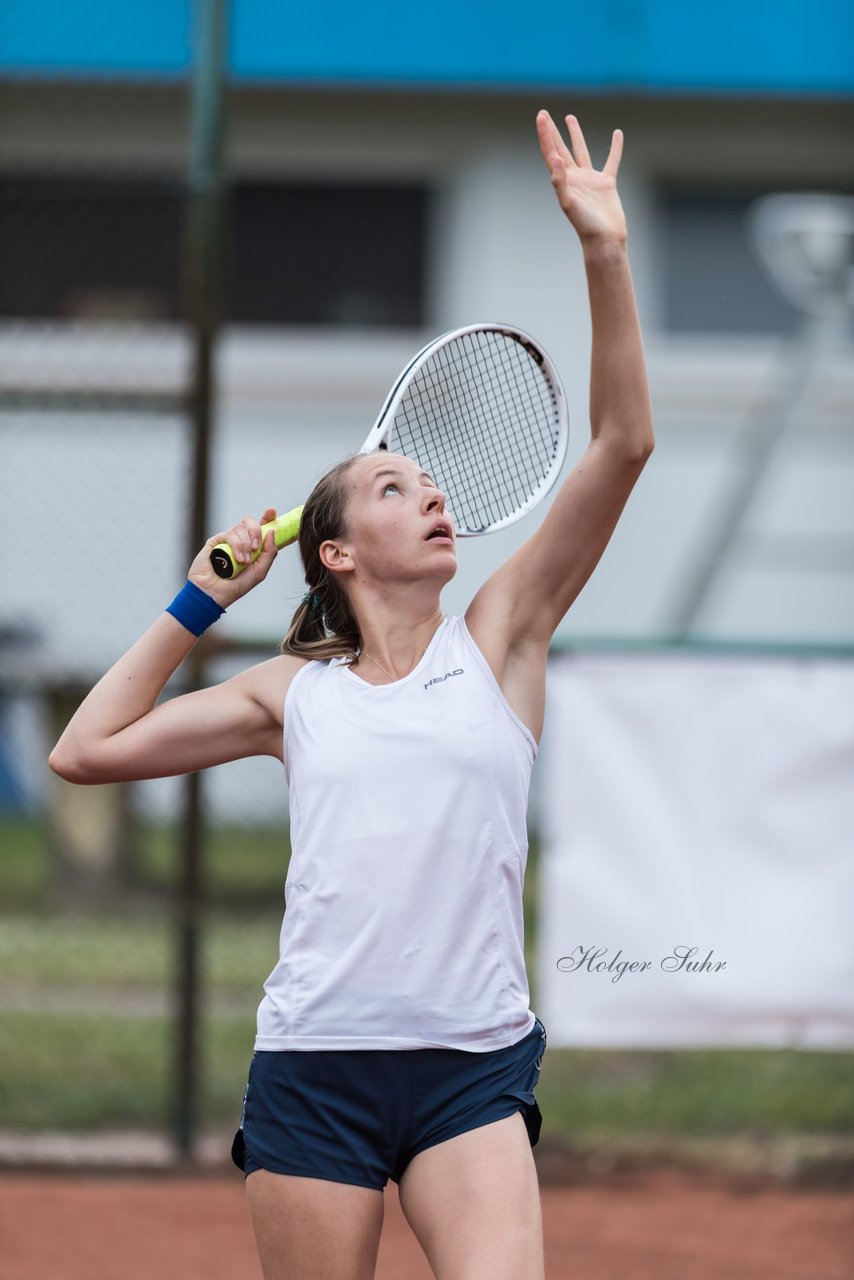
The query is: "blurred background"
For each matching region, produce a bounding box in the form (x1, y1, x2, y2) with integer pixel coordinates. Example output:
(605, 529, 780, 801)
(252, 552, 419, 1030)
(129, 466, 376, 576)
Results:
(1, 0, 852, 1187)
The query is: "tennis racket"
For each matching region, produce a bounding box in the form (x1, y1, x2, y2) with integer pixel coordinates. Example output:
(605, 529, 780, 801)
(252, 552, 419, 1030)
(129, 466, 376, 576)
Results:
(210, 322, 568, 578)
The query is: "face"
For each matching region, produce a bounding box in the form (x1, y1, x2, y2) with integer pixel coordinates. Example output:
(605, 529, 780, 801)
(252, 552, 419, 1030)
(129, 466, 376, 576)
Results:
(322, 452, 457, 588)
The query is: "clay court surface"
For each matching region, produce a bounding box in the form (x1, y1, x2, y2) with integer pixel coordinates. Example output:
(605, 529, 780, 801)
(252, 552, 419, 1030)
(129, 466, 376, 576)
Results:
(1, 1167, 851, 1280)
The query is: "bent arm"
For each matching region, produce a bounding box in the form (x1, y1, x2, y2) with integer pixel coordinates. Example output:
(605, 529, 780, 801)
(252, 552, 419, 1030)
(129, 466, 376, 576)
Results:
(49, 508, 286, 783)
(48, 613, 287, 783)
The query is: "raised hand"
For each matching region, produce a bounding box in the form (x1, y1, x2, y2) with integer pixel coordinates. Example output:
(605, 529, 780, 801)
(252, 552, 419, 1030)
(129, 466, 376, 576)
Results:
(536, 110, 627, 247)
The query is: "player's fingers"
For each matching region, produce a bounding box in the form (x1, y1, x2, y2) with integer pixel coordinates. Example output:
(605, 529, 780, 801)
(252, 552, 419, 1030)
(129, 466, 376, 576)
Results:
(207, 526, 250, 562)
(226, 516, 258, 566)
(240, 527, 278, 589)
(547, 152, 567, 191)
(536, 109, 576, 170)
(603, 128, 624, 178)
(565, 114, 591, 167)
(258, 527, 278, 566)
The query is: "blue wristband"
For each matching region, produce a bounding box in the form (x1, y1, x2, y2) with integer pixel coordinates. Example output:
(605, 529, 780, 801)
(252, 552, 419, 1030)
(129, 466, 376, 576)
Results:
(165, 580, 226, 637)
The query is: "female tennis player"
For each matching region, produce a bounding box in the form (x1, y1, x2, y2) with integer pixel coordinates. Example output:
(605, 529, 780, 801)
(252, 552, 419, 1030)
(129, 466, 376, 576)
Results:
(50, 111, 653, 1280)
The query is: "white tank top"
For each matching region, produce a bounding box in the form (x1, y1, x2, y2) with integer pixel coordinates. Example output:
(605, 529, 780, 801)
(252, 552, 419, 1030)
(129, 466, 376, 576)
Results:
(254, 614, 538, 1051)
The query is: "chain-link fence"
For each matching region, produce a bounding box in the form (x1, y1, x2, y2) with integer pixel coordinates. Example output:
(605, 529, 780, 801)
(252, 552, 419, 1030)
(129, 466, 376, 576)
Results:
(0, 7, 239, 1162)
(0, 2, 446, 1167)
(3, 4, 853, 1185)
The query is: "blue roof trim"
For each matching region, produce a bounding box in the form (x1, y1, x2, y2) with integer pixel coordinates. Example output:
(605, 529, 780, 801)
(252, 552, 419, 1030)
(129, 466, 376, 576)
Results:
(0, 0, 192, 76)
(2, 0, 852, 95)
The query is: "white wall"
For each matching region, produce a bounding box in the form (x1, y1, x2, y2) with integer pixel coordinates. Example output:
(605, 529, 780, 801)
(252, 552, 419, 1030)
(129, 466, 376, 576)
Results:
(2, 85, 854, 818)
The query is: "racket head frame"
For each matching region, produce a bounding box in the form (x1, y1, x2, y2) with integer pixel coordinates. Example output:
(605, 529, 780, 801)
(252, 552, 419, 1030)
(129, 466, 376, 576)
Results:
(210, 321, 569, 577)
(357, 321, 569, 537)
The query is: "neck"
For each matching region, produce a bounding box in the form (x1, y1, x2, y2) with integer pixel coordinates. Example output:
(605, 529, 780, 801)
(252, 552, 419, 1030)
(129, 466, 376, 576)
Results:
(352, 602, 446, 680)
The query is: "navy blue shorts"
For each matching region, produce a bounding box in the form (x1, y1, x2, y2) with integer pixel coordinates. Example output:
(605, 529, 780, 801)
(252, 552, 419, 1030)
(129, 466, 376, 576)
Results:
(231, 1017, 547, 1192)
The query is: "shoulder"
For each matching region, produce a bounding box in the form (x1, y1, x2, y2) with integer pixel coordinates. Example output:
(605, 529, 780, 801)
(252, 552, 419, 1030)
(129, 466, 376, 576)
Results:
(229, 652, 313, 731)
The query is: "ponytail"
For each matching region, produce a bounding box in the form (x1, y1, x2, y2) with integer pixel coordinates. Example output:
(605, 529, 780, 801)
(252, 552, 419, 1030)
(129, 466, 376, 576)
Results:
(280, 455, 362, 663)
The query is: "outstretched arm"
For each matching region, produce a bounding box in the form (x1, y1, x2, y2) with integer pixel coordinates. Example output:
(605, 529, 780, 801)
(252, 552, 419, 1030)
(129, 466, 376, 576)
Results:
(466, 111, 654, 658)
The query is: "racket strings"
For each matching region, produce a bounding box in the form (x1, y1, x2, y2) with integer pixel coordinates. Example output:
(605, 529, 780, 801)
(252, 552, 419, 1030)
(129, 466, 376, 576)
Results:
(406, 339, 503, 525)
(447, 336, 526, 521)
(453, 332, 555, 527)
(415, 334, 531, 526)
(392, 330, 561, 533)
(469, 332, 552, 516)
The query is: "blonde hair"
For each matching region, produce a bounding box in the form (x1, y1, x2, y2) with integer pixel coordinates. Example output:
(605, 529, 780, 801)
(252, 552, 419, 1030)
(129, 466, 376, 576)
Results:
(280, 453, 364, 662)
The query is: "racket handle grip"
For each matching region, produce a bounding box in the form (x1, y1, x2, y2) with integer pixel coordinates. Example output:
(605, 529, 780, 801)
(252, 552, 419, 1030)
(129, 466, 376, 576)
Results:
(209, 505, 304, 579)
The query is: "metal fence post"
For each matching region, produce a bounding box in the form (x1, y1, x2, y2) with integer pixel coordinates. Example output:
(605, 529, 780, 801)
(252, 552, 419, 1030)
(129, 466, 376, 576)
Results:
(174, 0, 229, 1160)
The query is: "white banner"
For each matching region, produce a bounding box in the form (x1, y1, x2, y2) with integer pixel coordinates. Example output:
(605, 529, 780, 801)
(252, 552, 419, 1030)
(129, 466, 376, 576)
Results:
(537, 649, 854, 1049)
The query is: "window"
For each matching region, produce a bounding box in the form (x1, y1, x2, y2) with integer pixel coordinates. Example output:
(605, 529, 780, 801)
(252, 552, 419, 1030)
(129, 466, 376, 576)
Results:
(227, 181, 427, 326)
(0, 175, 429, 327)
(0, 176, 183, 322)
(658, 183, 853, 336)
